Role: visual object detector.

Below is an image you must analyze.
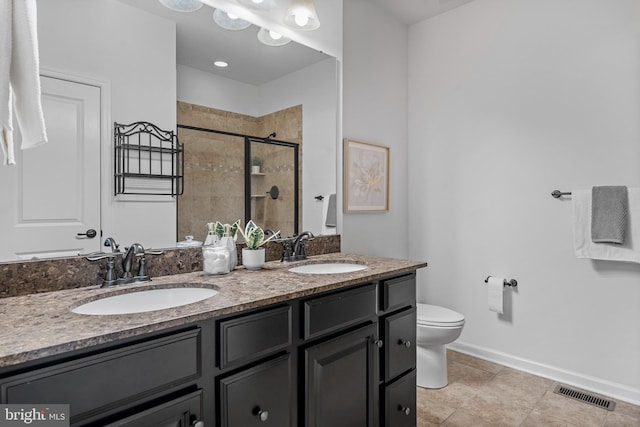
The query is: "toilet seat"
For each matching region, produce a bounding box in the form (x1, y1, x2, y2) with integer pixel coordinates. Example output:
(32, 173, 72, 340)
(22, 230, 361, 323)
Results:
(417, 303, 465, 327)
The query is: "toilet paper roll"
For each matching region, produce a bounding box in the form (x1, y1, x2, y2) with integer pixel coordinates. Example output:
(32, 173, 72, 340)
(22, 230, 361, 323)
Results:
(487, 276, 505, 314)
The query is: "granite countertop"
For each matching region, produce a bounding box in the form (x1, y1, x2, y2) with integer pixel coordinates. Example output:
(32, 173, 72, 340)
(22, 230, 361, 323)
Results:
(0, 253, 426, 369)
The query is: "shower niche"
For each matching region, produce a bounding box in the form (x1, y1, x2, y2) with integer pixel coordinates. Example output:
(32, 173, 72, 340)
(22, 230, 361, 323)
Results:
(177, 126, 299, 243)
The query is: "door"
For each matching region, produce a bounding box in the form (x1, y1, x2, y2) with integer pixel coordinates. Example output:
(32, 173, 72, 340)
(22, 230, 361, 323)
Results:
(304, 323, 378, 427)
(0, 75, 101, 260)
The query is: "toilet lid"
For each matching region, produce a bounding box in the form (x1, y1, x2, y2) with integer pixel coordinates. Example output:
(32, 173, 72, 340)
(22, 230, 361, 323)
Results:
(417, 303, 465, 327)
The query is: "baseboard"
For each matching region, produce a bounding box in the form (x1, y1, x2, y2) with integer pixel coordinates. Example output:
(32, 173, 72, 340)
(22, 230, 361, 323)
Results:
(448, 341, 640, 406)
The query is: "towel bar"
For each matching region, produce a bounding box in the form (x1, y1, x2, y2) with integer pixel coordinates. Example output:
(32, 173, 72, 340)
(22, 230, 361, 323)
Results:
(484, 276, 518, 287)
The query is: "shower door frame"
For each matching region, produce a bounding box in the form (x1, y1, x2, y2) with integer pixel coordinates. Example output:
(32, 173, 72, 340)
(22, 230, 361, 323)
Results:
(176, 124, 299, 237)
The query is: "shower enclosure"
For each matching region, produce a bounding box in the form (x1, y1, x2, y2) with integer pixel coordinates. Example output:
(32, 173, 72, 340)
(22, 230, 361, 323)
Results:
(176, 125, 299, 243)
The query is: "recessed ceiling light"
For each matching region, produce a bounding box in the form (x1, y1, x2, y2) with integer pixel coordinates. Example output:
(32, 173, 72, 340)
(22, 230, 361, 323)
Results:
(214, 60, 229, 68)
(158, 0, 203, 13)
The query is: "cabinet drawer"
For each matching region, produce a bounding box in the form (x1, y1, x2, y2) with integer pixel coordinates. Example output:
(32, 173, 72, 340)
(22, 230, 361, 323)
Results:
(218, 305, 291, 369)
(219, 354, 292, 427)
(381, 274, 416, 312)
(384, 370, 416, 427)
(104, 389, 202, 427)
(303, 284, 377, 340)
(383, 308, 416, 382)
(1, 329, 200, 424)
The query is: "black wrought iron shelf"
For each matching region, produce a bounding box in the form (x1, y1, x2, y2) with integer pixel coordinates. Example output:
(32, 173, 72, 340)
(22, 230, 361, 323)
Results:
(114, 121, 184, 196)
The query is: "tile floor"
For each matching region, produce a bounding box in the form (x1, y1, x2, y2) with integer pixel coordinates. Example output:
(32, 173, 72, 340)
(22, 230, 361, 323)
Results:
(417, 350, 640, 426)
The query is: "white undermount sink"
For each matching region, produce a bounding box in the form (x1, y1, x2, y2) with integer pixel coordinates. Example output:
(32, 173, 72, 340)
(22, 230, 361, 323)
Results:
(288, 263, 367, 275)
(71, 287, 218, 315)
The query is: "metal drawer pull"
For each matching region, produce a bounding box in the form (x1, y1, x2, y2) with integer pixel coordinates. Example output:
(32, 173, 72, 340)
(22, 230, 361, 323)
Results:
(398, 405, 411, 416)
(374, 339, 384, 348)
(398, 339, 411, 348)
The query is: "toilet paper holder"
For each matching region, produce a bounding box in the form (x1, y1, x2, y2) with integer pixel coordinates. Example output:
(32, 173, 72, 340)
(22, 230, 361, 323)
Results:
(484, 276, 518, 287)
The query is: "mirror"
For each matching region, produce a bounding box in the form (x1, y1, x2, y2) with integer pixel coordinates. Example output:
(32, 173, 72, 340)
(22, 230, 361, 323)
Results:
(0, 0, 337, 262)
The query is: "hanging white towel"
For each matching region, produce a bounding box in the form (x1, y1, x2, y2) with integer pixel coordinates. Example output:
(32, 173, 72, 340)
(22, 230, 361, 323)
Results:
(573, 188, 640, 263)
(0, 0, 48, 166)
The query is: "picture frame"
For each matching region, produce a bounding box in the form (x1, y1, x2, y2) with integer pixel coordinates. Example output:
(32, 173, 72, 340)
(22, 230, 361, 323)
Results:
(343, 138, 390, 213)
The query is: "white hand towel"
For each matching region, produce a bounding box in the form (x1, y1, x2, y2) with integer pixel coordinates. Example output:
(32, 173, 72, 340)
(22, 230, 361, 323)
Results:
(573, 188, 640, 263)
(0, 0, 48, 166)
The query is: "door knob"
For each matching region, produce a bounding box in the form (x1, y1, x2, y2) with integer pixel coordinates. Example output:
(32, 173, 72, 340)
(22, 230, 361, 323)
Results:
(398, 339, 411, 348)
(77, 229, 97, 238)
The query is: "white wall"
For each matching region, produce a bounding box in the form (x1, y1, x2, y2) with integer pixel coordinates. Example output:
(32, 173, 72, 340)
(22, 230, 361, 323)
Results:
(177, 58, 338, 236)
(408, 0, 640, 403)
(37, 0, 177, 249)
(177, 65, 260, 117)
(342, 0, 409, 258)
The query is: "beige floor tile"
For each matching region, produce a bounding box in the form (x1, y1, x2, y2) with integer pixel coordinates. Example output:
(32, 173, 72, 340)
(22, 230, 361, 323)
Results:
(442, 407, 519, 427)
(460, 392, 532, 426)
(613, 400, 640, 420)
(417, 381, 478, 410)
(447, 350, 504, 374)
(479, 367, 554, 408)
(603, 411, 640, 427)
(534, 387, 608, 426)
(417, 389, 456, 426)
(448, 360, 497, 388)
(521, 409, 579, 427)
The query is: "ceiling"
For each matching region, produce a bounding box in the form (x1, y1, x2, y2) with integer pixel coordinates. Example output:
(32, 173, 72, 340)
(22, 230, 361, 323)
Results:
(370, 0, 476, 25)
(116, 0, 329, 85)
(116, 0, 476, 85)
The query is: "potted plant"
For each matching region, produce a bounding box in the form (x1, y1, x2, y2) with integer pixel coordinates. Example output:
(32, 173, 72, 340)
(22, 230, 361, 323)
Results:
(239, 220, 279, 270)
(251, 156, 263, 174)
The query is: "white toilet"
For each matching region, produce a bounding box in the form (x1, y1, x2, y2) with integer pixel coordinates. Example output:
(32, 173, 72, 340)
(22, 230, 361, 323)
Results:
(416, 303, 465, 389)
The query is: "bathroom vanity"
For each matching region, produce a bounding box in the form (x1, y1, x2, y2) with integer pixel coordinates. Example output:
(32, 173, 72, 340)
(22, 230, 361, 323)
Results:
(0, 254, 425, 426)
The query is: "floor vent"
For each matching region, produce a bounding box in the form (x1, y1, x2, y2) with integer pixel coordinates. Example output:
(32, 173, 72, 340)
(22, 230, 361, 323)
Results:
(553, 385, 616, 411)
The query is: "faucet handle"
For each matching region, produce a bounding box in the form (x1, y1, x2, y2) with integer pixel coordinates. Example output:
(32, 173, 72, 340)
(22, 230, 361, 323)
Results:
(83, 252, 117, 261)
(143, 249, 164, 256)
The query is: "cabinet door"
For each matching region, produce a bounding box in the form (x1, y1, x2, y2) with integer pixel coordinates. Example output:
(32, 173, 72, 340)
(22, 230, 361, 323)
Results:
(383, 308, 416, 382)
(304, 323, 378, 427)
(384, 371, 416, 427)
(219, 354, 292, 427)
(102, 390, 202, 427)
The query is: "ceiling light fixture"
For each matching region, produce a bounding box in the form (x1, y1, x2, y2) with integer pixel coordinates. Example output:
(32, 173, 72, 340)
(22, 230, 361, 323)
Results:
(213, 60, 229, 68)
(158, 0, 203, 13)
(257, 28, 291, 46)
(284, 0, 320, 31)
(213, 9, 251, 30)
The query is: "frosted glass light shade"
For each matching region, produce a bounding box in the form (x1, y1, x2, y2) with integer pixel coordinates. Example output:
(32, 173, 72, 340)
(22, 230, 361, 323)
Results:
(158, 0, 203, 12)
(257, 28, 291, 46)
(284, 0, 320, 31)
(213, 9, 251, 30)
(236, 0, 275, 11)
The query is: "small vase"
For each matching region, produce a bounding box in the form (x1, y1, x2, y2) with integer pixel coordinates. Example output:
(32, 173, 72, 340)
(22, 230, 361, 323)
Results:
(251, 165, 261, 174)
(242, 247, 265, 270)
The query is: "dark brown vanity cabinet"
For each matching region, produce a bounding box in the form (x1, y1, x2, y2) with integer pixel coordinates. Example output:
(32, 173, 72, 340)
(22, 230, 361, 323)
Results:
(379, 273, 417, 427)
(0, 328, 204, 427)
(0, 270, 418, 427)
(301, 283, 379, 427)
(216, 305, 294, 426)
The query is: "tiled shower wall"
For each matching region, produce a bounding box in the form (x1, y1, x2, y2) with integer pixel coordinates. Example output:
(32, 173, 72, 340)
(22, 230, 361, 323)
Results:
(176, 102, 302, 241)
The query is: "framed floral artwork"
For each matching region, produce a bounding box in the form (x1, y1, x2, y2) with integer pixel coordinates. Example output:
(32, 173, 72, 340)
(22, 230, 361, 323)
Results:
(343, 138, 389, 212)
